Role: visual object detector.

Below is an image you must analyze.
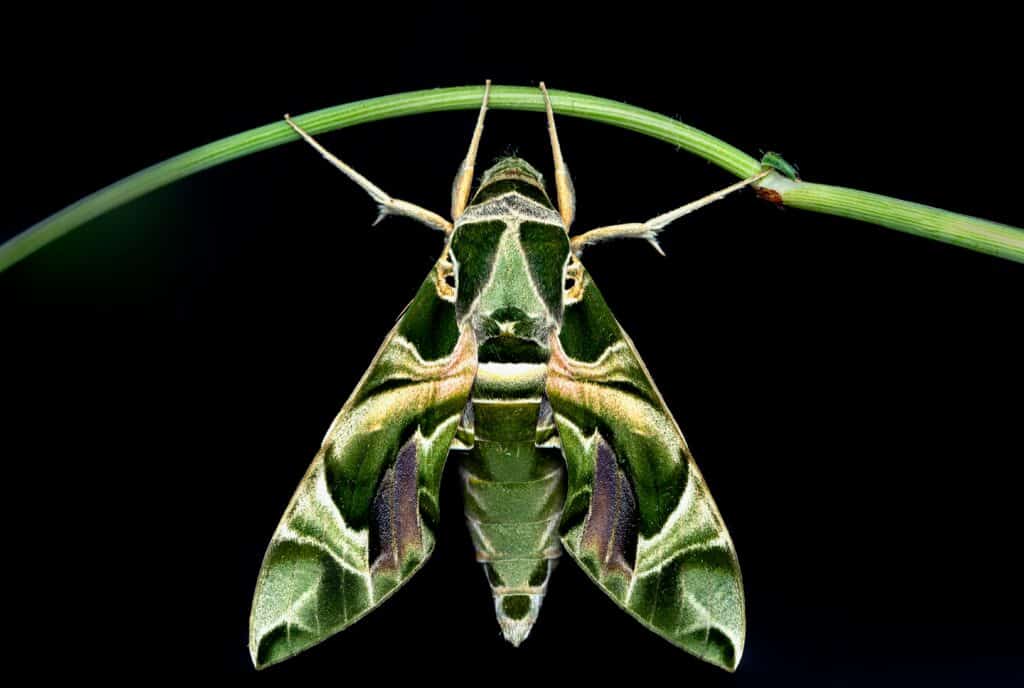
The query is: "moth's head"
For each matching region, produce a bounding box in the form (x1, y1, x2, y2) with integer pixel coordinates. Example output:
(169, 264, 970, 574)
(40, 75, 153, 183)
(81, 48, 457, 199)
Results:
(437, 158, 574, 362)
(475, 157, 546, 192)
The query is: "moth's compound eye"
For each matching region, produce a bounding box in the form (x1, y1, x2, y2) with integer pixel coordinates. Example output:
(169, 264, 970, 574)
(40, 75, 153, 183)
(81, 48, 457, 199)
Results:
(563, 254, 584, 304)
(436, 248, 457, 302)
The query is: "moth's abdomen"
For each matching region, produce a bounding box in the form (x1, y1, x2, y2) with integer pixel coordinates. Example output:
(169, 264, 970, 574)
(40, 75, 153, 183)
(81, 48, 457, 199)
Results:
(460, 453, 564, 645)
(459, 361, 566, 646)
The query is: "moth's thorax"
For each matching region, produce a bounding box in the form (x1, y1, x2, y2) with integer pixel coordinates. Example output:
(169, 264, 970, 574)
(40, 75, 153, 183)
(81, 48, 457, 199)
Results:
(445, 157, 571, 366)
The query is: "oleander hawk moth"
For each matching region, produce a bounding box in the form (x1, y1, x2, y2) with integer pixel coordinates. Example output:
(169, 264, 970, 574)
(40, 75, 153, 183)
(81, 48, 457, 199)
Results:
(250, 83, 748, 671)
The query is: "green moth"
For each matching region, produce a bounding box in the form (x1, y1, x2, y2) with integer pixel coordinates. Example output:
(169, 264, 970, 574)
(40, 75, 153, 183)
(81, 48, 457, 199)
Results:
(250, 82, 755, 672)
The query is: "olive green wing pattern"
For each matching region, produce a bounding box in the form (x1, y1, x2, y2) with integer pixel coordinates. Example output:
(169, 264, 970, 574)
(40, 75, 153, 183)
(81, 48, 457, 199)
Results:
(249, 267, 477, 669)
(547, 268, 744, 671)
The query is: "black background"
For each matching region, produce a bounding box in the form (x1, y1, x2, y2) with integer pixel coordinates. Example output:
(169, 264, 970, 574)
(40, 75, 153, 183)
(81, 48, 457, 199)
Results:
(4, 6, 1022, 684)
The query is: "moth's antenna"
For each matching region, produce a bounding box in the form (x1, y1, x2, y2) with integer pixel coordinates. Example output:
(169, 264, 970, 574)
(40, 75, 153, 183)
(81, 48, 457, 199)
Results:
(570, 169, 771, 255)
(452, 80, 492, 220)
(540, 82, 576, 230)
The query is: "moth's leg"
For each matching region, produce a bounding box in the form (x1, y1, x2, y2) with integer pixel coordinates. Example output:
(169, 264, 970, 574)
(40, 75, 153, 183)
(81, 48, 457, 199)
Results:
(451, 79, 491, 220)
(540, 82, 576, 230)
(284, 115, 453, 234)
(569, 170, 771, 255)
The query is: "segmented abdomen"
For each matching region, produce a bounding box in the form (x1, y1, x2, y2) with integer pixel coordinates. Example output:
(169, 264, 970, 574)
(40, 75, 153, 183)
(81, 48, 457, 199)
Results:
(457, 362, 565, 645)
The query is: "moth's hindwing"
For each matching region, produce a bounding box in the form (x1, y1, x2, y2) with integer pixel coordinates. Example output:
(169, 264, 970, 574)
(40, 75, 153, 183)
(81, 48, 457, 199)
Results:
(546, 269, 744, 671)
(249, 267, 477, 668)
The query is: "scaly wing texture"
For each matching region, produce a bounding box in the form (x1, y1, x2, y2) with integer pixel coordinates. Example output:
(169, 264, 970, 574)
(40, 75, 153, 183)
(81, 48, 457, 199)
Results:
(547, 268, 744, 671)
(250, 268, 477, 668)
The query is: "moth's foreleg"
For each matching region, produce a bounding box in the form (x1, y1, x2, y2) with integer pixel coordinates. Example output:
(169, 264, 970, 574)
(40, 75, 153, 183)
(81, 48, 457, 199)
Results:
(540, 83, 576, 230)
(569, 170, 771, 255)
(284, 115, 453, 234)
(451, 80, 492, 220)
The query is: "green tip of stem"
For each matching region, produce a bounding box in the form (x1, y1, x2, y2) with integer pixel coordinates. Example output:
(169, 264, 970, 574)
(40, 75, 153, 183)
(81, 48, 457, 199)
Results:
(760, 151, 800, 181)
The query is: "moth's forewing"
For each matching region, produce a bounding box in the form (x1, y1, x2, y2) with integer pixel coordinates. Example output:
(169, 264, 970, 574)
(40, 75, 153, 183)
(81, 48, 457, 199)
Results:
(249, 266, 476, 668)
(547, 268, 745, 671)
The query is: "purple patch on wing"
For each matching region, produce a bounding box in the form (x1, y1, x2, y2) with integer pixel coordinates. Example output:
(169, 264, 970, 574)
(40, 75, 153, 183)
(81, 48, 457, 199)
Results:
(580, 436, 637, 576)
(369, 438, 423, 574)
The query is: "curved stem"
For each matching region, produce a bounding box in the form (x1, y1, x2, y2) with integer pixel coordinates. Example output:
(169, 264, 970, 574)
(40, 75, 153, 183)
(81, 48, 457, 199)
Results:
(2, 85, 1022, 271)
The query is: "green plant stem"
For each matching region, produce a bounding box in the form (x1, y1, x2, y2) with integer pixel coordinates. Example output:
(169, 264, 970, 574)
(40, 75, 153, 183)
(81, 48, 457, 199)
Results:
(755, 174, 1024, 261)
(2, 85, 1022, 272)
